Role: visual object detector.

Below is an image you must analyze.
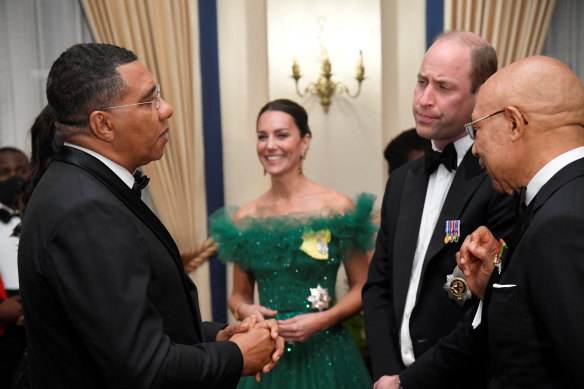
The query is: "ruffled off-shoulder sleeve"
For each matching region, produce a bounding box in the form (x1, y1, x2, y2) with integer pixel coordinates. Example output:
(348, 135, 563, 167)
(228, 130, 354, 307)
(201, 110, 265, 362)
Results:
(209, 193, 378, 268)
(208, 206, 250, 265)
(311, 192, 378, 260)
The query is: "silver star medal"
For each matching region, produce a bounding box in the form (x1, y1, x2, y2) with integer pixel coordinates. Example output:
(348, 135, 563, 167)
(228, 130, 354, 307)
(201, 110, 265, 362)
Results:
(306, 284, 331, 311)
(443, 266, 471, 307)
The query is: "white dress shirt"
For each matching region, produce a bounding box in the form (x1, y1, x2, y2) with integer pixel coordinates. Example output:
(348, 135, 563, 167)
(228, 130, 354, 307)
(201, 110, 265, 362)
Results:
(400, 135, 474, 366)
(471, 146, 584, 329)
(64, 143, 135, 188)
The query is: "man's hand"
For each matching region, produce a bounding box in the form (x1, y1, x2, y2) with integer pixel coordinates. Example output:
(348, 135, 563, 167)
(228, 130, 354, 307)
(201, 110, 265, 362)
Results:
(374, 374, 400, 389)
(253, 319, 284, 379)
(457, 226, 499, 300)
(230, 326, 275, 377)
(0, 295, 24, 325)
(215, 315, 257, 341)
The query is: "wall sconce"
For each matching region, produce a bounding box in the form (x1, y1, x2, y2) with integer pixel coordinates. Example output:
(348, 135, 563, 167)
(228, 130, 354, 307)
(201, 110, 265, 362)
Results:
(291, 49, 365, 113)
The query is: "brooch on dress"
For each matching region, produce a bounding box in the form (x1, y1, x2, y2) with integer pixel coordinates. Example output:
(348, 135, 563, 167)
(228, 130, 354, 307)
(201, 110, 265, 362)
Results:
(300, 228, 331, 260)
(443, 266, 471, 307)
(307, 284, 331, 311)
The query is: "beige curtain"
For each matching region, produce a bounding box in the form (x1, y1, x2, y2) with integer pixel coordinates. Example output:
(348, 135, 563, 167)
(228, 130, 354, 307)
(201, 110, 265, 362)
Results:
(445, 0, 558, 67)
(80, 0, 211, 318)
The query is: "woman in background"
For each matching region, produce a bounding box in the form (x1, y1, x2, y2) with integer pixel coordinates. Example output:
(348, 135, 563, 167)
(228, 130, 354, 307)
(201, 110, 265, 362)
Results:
(211, 99, 376, 388)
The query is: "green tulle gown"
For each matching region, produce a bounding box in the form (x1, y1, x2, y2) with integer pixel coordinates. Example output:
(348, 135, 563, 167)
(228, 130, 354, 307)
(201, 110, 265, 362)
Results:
(210, 193, 377, 389)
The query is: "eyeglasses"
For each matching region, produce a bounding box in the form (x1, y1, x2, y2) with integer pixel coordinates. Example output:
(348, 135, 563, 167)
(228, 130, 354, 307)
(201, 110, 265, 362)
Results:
(465, 109, 530, 140)
(465, 110, 504, 140)
(101, 84, 160, 111)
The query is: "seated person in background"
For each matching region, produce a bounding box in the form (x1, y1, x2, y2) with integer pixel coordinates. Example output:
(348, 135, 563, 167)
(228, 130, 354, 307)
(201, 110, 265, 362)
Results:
(210, 99, 377, 389)
(383, 128, 430, 174)
(0, 147, 29, 386)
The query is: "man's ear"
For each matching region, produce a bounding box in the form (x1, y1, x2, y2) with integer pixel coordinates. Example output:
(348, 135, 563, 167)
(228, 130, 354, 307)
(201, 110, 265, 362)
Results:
(88, 111, 115, 142)
(505, 106, 526, 141)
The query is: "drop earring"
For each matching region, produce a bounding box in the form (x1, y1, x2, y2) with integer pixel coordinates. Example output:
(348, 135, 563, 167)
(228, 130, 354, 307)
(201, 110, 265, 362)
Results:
(299, 152, 306, 175)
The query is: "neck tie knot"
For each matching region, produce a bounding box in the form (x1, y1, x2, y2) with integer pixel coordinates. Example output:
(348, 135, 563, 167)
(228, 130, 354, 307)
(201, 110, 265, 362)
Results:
(132, 170, 150, 198)
(424, 142, 458, 174)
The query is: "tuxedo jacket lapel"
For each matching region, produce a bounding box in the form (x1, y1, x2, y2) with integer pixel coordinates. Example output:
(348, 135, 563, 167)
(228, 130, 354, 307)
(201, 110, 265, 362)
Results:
(55, 147, 204, 336)
(393, 160, 429, 320)
(420, 150, 486, 281)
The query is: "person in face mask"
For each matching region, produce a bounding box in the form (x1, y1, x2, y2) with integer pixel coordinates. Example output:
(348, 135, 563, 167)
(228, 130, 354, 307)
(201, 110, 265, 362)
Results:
(0, 146, 29, 387)
(0, 148, 29, 211)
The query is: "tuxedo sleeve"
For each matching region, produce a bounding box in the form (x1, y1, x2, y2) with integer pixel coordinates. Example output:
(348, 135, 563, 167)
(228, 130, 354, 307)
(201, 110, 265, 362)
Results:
(202, 321, 228, 341)
(362, 176, 403, 380)
(46, 199, 242, 389)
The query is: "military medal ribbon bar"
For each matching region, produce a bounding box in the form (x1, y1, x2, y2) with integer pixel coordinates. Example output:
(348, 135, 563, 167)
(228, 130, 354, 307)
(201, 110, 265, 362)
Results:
(444, 219, 461, 243)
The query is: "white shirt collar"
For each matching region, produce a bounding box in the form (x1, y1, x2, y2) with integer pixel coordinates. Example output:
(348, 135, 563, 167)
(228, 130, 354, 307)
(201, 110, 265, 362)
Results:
(431, 134, 473, 168)
(526, 146, 584, 205)
(64, 143, 136, 188)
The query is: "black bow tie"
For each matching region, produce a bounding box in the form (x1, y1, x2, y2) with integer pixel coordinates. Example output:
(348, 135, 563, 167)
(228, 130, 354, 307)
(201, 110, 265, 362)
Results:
(424, 142, 458, 174)
(132, 170, 150, 198)
(0, 208, 17, 224)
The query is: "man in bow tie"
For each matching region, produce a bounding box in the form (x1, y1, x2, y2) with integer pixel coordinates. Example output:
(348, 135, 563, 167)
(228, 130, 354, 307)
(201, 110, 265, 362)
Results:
(363, 31, 515, 389)
(18, 43, 283, 388)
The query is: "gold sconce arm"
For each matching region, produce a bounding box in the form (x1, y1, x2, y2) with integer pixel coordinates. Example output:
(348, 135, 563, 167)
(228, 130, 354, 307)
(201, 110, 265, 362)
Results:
(291, 54, 365, 113)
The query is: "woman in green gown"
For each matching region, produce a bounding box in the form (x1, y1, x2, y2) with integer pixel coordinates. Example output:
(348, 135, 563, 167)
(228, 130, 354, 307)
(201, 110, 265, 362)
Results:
(210, 99, 377, 388)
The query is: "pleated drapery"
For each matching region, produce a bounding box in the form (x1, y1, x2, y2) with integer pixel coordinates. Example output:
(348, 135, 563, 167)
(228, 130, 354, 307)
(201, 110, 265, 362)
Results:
(445, 0, 558, 67)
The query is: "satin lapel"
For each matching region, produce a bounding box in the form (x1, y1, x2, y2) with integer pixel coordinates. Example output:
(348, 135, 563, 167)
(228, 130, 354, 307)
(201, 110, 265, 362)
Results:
(55, 147, 204, 335)
(420, 150, 486, 281)
(393, 160, 429, 320)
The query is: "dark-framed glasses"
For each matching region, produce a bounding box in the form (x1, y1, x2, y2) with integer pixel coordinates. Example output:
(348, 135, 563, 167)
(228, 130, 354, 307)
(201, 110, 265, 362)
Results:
(101, 84, 160, 111)
(464, 110, 504, 140)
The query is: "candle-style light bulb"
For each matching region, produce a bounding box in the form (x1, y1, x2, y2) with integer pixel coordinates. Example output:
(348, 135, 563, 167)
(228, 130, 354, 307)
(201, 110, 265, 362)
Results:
(292, 55, 301, 78)
(356, 50, 365, 80)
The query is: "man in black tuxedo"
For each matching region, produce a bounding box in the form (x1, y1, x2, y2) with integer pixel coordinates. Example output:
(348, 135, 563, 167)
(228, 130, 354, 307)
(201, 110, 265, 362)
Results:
(404, 55, 584, 388)
(362, 31, 515, 389)
(18, 43, 283, 388)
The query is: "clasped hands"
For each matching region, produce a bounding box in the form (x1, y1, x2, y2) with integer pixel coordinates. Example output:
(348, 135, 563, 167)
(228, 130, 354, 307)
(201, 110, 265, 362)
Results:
(217, 314, 284, 382)
(235, 303, 326, 343)
(456, 226, 500, 300)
